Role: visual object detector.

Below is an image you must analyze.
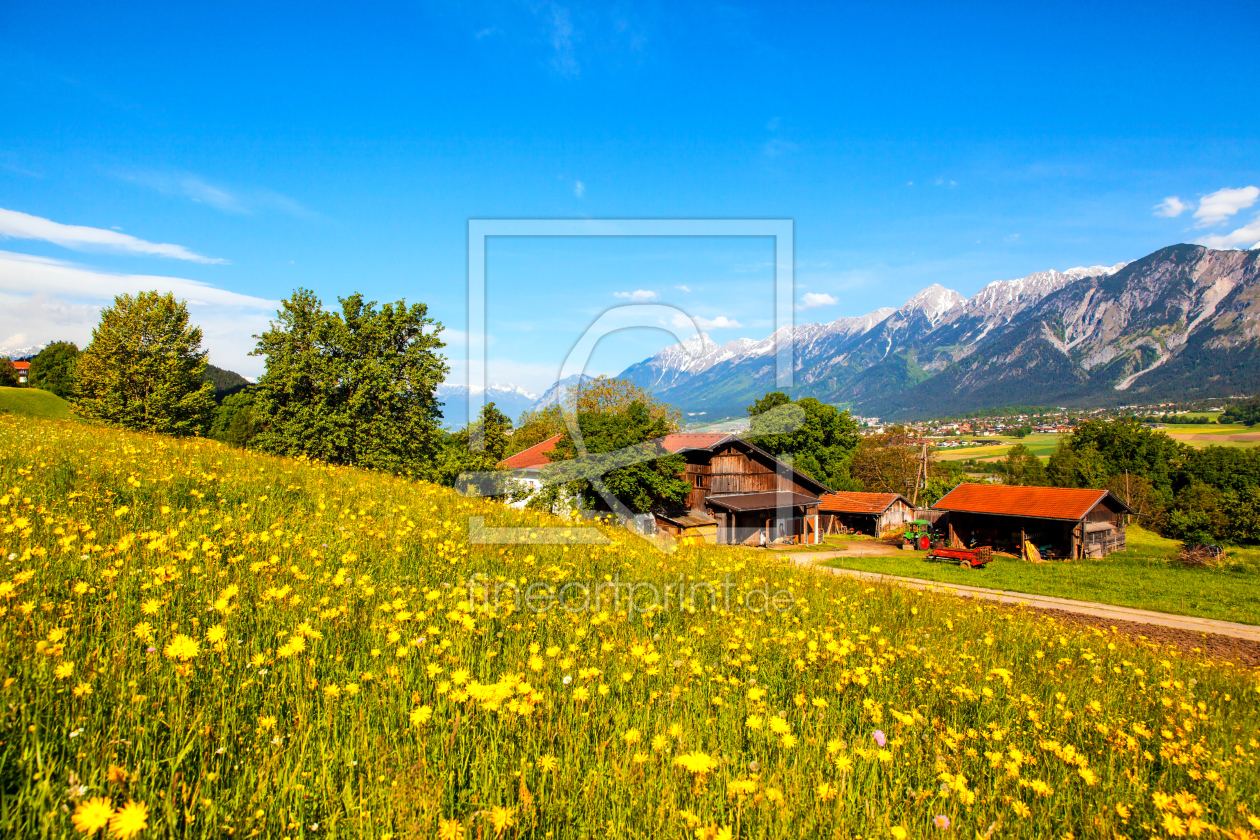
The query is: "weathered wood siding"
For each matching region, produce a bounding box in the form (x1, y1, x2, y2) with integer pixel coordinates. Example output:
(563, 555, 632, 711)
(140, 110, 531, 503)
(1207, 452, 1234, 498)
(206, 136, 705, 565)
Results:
(707, 445, 818, 497)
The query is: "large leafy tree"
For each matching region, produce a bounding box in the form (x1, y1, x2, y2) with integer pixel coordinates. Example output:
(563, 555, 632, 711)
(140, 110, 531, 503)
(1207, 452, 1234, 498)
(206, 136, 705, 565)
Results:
(0, 361, 18, 388)
(431, 402, 514, 488)
(29, 341, 80, 398)
(509, 404, 568, 456)
(543, 401, 691, 514)
(745, 392, 860, 490)
(1047, 419, 1183, 495)
(568, 375, 683, 431)
(210, 390, 261, 448)
(250, 289, 448, 477)
(75, 292, 217, 436)
(1000, 444, 1049, 486)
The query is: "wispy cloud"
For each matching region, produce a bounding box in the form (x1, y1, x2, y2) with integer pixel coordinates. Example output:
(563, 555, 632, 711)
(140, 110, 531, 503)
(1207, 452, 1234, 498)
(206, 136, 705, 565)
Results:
(1197, 215, 1260, 250)
(798, 292, 838, 311)
(574, 180, 585, 198)
(0, 250, 277, 374)
(1153, 196, 1188, 218)
(545, 3, 579, 76)
(614, 289, 658, 301)
(1194, 186, 1259, 227)
(118, 170, 316, 218)
(675, 284, 691, 292)
(671, 312, 742, 331)
(0, 207, 225, 263)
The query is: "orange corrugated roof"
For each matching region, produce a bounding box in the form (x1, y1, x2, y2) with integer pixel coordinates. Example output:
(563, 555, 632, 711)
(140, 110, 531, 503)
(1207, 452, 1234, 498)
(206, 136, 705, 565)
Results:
(661, 432, 731, 453)
(819, 491, 908, 514)
(12, 361, 29, 371)
(933, 483, 1121, 520)
(498, 434, 563, 469)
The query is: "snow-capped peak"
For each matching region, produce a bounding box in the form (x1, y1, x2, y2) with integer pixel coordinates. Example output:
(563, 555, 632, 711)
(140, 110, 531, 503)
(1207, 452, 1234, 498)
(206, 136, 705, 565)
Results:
(1063, 262, 1127, 279)
(901, 284, 966, 322)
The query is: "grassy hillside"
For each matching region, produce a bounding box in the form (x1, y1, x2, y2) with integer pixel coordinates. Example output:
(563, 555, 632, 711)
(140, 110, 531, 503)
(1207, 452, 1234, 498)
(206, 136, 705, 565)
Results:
(0, 386, 73, 419)
(1, 417, 1258, 838)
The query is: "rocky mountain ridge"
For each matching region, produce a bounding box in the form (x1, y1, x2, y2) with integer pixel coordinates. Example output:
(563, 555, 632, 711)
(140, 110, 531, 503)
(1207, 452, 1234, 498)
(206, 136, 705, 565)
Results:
(617, 246, 1260, 419)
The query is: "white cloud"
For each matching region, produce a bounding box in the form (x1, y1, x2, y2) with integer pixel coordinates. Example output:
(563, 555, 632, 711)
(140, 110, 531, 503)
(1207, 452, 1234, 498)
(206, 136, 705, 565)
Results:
(670, 312, 742, 331)
(0, 250, 277, 376)
(1194, 186, 1259, 227)
(1196, 215, 1260, 250)
(574, 180, 585, 198)
(0, 207, 225, 263)
(614, 289, 658, 301)
(675, 284, 691, 292)
(798, 292, 838, 310)
(1154, 196, 1187, 217)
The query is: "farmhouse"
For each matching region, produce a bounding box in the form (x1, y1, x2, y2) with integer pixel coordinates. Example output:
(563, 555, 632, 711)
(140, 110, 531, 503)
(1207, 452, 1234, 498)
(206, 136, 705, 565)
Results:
(818, 491, 914, 536)
(496, 434, 564, 507)
(11, 361, 29, 384)
(497, 431, 830, 545)
(932, 483, 1136, 559)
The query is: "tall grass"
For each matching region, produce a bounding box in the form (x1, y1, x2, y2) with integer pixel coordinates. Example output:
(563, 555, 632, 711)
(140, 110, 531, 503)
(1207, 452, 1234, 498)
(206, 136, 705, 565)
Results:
(1, 416, 1258, 838)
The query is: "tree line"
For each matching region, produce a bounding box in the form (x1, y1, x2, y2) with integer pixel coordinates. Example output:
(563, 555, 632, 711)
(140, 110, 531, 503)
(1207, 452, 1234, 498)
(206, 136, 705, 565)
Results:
(4, 288, 1027, 522)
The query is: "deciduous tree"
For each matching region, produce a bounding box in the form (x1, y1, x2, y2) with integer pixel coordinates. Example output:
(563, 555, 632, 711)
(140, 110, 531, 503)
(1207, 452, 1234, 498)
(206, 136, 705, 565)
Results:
(75, 292, 216, 436)
(29, 341, 79, 399)
(250, 289, 448, 477)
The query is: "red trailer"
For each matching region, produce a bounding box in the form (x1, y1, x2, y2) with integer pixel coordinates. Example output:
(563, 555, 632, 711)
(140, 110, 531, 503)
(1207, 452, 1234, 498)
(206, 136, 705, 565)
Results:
(927, 544, 993, 569)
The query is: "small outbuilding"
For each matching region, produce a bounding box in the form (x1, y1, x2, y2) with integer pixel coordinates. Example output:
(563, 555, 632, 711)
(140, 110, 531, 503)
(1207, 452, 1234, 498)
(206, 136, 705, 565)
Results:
(932, 483, 1136, 559)
(818, 492, 915, 536)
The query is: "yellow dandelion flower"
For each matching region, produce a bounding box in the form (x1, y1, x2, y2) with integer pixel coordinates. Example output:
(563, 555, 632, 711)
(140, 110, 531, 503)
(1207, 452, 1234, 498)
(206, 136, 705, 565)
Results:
(622, 728, 642, 744)
(72, 797, 113, 834)
(258, 715, 277, 731)
(141, 599, 162, 615)
(487, 806, 514, 835)
(205, 625, 227, 644)
(55, 661, 74, 679)
(73, 682, 93, 697)
(1162, 812, 1187, 838)
(108, 801, 148, 839)
(410, 705, 432, 726)
(537, 755, 558, 772)
(1012, 801, 1031, 818)
(673, 751, 718, 776)
(891, 827, 908, 840)
(163, 634, 200, 662)
(437, 819, 465, 840)
(132, 622, 153, 641)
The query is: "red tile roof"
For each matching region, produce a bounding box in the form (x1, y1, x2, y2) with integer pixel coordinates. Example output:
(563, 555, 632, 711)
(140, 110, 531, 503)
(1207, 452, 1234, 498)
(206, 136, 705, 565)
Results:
(497, 434, 564, 469)
(12, 361, 29, 371)
(819, 491, 909, 515)
(660, 432, 731, 453)
(933, 483, 1127, 521)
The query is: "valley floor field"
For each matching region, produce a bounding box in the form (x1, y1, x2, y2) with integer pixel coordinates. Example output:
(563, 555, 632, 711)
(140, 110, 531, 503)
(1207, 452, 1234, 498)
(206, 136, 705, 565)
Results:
(2, 417, 1259, 839)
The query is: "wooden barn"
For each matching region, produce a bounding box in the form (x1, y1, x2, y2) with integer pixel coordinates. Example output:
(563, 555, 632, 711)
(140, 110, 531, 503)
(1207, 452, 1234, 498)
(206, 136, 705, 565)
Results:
(654, 433, 831, 546)
(818, 492, 915, 536)
(932, 484, 1136, 559)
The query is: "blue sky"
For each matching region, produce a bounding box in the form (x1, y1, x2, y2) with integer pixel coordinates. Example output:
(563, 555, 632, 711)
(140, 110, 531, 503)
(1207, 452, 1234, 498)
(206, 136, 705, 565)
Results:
(2, 0, 1258, 395)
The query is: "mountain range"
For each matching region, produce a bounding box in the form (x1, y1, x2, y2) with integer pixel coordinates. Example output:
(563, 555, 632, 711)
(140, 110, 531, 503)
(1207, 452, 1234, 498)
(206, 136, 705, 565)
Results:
(615, 243, 1260, 420)
(436, 383, 539, 429)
